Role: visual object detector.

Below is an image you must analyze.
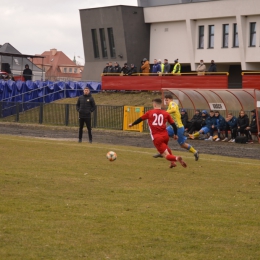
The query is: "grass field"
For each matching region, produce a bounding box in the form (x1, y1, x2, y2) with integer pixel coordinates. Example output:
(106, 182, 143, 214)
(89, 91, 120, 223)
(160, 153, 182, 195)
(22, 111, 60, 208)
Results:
(1, 135, 260, 260)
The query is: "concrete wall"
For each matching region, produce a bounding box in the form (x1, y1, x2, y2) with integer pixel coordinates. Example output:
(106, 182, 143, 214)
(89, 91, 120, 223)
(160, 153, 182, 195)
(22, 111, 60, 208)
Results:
(144, 0, 260, 71)
(80, 6, 150, 81)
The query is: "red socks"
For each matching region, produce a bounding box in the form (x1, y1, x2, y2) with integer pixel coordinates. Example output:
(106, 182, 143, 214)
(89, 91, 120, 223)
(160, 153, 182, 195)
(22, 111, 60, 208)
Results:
(166, 154, 177, 162)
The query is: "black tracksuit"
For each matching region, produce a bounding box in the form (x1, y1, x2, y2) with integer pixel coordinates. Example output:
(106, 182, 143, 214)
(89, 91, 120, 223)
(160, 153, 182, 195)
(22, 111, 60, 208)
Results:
(76, 93, 96, 142)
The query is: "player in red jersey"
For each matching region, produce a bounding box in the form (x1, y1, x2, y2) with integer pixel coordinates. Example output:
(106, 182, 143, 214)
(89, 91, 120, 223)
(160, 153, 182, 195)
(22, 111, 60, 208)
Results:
(129, 98, 187, 168)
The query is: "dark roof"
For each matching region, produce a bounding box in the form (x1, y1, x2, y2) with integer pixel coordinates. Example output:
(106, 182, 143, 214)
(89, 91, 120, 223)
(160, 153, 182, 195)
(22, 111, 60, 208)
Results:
(0, 43, 44, 72)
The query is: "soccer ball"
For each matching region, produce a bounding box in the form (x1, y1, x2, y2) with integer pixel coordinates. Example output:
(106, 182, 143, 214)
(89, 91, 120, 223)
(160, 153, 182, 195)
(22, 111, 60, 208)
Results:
(106, 151, 117, 161)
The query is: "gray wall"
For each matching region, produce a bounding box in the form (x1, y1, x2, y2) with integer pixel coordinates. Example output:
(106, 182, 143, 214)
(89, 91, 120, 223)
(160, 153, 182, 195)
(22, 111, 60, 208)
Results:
(80, 6, 150, 81)
(138, 0, 218, 7)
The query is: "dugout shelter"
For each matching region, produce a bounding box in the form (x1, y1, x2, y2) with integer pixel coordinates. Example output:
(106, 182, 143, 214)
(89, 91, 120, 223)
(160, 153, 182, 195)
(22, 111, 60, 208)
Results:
(162, 88, 260, 142)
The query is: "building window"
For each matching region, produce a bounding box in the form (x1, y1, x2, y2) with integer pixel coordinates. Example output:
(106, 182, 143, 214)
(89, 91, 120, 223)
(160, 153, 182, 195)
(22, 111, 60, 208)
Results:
(69, 68, 72, 73)
(208, 25, 214, 48)
(107, 28, 116, 58)
(198, 26, 204, 49)
(249, 22, 256, 47)
(223, 24, 229, 48)
(91, 29, 100, 58)
(233, 23, 239, 47)
(74, 68, 77, 73)
(64, 68, 67, 73)
(99, 28, 108, 58)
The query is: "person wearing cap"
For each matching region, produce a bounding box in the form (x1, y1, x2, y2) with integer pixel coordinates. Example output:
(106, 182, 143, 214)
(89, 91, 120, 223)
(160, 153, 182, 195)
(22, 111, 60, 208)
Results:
(141, 58, 150, 74)
(172, 59, 181, 74)
(121, 63, 129, 75)
(127, 64, 137, 76)
(152, 59, 161, 74)
(23, 64, 32, 81)
(245, 109, 258, 143)
(224, 112, 237, 142)
(180, 109, 189, 129)
(113, 62, 121, 73)
(163, 59, 171, 73)
(189, 110, 216, 141)
(208, 60, 217, 72)
(186, 109, 203, 134)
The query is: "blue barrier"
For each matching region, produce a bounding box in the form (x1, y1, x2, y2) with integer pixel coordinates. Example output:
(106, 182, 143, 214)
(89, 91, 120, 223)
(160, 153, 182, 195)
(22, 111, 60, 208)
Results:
(0, 80, 101, 117)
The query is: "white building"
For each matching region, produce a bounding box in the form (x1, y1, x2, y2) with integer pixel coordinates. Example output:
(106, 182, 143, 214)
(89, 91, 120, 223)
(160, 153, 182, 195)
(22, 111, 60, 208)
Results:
(142, 0, 260, 73)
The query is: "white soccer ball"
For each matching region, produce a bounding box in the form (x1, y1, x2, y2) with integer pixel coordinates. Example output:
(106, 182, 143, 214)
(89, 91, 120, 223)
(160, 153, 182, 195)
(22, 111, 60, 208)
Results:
(106, 151, 117, 161)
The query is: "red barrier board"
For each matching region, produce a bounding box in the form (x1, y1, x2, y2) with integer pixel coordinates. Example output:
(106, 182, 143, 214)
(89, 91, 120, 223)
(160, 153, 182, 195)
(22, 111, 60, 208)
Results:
(242, 75, 260, 89)
(102, 75, 228, 91)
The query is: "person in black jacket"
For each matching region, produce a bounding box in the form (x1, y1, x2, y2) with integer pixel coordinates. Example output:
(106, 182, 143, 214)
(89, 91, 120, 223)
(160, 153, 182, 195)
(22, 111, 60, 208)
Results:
(121, 63, 129, 75)
(208, 60, 217, 72)
(23, 64, 32, 81)
(246, 109, 258, 143)
(187, 109, 202, 134)
(113, 62, 121, 73)
(103, 63, 109, 74)
(180, 109, 189, 129)
(127, 64, 137, 75)
(237, 110, 249, 139)
(76, 87, 96, 143)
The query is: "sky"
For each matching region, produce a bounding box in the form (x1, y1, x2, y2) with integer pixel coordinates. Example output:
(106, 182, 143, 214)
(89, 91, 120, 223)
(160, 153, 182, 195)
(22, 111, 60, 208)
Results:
(1, 0, 138, 65)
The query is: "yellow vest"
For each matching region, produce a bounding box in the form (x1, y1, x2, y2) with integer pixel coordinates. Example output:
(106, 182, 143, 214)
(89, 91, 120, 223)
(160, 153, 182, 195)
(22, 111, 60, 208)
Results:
(172, 63, 181, 74)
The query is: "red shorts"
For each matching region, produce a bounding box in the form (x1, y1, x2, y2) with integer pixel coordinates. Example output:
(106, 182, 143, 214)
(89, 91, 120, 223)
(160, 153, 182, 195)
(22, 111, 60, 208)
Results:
(153, 133, 169, 154)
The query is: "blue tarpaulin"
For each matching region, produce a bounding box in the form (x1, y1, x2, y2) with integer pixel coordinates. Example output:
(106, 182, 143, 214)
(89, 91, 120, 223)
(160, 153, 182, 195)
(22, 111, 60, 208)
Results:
(0, 80, 101, 117)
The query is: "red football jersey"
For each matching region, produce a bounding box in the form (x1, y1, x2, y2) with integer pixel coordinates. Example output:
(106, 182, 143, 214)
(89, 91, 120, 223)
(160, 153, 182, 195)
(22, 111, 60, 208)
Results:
(141, 109, 174, 139)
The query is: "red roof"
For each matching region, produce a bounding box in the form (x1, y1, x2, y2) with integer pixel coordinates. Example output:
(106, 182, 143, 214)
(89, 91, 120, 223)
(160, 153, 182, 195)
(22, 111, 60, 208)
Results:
(32, 49, 83, 79)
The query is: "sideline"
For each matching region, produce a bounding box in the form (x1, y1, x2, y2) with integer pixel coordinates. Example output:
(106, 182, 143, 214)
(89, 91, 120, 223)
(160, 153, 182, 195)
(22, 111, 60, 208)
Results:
(1, 135, 260, 167)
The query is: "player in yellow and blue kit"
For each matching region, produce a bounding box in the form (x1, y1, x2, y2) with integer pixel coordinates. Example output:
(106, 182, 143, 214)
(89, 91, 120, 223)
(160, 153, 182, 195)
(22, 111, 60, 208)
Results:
(153, 94, 199, 161)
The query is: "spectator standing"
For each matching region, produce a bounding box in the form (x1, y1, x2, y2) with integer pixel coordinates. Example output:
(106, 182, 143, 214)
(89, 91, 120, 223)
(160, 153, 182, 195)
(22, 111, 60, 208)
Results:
(172, 59, 181, 74)
(196, 60, 206, 75)
(23, 64, 32, 81)
(103, 63, 109, 73)
(76, 87, 96, 143)
(141, 58, 150, 74)
(213, 111, 226, 141)
(163, 59, 171, 73)
(127, 64, 137, 75)
(187, 109, 203, 134)
(158, 59, 164, 74)
(208, 60, 217, 72)
(224, 112, 237, 142)
(107, 62, 114, 73)
(152, 59, 161, 74)
(121, 63, 129, 75)
(246, 109, 258, 143)
(181, 109, 189, 129)
(113, 62, 121, 73)
(237, 110, 249, 139)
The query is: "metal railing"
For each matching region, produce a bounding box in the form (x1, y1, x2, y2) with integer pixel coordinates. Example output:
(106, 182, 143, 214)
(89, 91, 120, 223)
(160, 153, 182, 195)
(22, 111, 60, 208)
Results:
(101, 72, 229, 76)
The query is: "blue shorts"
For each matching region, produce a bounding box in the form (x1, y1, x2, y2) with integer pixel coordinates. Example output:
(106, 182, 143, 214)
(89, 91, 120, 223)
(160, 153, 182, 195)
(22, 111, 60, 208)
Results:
(200, 126, 210, 134)
(166, 126, 187, 145)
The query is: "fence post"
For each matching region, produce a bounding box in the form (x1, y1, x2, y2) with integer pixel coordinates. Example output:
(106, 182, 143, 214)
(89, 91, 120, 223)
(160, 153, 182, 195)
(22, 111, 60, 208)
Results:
(15, 103, 20, 122)
(93, 106, 97, 128)
(65, 104, 69, 126)
(39, 103, 43, 124)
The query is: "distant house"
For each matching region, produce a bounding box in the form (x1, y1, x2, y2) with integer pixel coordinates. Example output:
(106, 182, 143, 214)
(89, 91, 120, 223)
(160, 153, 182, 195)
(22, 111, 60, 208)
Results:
(0, 42, 44, 81)
(32, 49, 84, 81)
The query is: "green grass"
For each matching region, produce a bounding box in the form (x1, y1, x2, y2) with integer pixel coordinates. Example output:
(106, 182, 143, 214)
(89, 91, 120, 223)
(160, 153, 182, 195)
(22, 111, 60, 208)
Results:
(0, 135, 260, 260)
